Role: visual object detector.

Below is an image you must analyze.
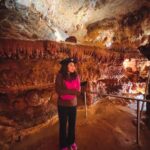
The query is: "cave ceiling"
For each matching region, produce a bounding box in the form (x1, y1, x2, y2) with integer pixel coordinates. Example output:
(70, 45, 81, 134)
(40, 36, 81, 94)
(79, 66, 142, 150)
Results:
(0, 0, 149, 51)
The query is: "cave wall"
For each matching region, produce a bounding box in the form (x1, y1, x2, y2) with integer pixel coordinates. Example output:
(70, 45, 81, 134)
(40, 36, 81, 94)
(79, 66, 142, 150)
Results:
(0, 38, 147, 107)
(0, 37, 149, 149)
(0, 38, 126, 125)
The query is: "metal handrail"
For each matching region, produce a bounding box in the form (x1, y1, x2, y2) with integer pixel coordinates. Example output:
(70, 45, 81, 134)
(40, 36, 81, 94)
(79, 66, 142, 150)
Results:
(84, 91, 150, 146)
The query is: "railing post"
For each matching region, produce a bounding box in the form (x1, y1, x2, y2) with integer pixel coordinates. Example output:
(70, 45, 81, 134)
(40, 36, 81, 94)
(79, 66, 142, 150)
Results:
(137, 100, 140, 145)
(84, 91, 87, 118)
(140, 69, 150, 118)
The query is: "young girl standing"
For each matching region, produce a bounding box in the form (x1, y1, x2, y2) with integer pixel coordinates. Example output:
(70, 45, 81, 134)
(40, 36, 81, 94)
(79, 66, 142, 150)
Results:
(55, 57, 81, 150)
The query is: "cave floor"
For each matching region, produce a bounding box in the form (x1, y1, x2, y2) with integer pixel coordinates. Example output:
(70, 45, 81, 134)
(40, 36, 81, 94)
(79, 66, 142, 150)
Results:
(11, 99, 150, 150)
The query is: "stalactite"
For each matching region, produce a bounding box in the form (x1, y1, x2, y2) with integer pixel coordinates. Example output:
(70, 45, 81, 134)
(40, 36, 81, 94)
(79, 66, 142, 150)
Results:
(0, 38, 125, 61)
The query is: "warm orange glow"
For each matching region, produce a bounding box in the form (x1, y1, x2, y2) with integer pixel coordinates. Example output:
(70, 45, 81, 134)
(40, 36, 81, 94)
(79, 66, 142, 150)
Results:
(123, 58, 137, 72)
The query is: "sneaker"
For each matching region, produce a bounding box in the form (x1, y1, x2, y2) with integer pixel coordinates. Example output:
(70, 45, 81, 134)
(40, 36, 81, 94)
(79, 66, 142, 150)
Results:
(70, 143, 77, 150)
(61, 147, 69, 150)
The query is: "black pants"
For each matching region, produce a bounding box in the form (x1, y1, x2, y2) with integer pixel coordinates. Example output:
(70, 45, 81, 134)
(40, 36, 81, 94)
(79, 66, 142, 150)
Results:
(58, 105, 77, 149)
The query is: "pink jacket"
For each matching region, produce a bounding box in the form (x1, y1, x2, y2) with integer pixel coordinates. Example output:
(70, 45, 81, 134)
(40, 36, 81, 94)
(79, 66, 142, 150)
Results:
(60, 76, 80, 100)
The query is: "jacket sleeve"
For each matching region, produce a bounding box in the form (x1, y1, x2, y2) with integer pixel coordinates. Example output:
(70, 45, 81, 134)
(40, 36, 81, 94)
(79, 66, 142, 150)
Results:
(55, 73, 80, 96)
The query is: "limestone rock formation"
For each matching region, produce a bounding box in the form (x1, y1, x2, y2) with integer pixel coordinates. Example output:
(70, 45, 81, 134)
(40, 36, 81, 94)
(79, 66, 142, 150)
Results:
(0, 0, 149, 47)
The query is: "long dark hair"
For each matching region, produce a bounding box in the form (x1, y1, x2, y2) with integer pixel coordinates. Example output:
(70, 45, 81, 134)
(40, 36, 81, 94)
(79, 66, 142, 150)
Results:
(59, 64, 78, 80)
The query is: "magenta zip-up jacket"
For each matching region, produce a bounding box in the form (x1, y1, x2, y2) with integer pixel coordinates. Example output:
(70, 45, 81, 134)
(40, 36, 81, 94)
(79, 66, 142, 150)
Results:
(60, 76, 81, 100)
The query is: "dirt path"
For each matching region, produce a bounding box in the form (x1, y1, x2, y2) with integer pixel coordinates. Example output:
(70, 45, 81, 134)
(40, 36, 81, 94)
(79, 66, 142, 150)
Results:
(11, 100, 150, 150)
